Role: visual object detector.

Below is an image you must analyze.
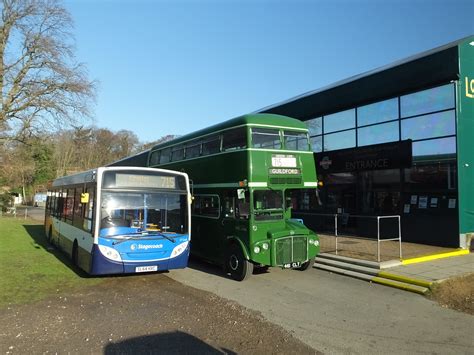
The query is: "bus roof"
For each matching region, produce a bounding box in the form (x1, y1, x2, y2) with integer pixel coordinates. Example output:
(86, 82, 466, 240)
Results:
(150, 113, 307, 151)
(51, 166, 187, 188)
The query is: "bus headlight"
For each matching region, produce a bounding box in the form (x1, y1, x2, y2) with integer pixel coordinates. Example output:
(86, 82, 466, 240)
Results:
(98, 245, 122, 262)
(309, 239, 319, 246)
(171, 241, 189, 258)
(262, 243, 269, 250)
(254, 246, 261, 254)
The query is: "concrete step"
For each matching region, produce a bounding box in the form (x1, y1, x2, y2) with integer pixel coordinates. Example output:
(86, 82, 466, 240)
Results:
(371, 276, 429, 295)
(314, 255, 430, 295)
(314, 263, 374, 281)
(317, 253, 380, 269)
(315, 256, 379, 276)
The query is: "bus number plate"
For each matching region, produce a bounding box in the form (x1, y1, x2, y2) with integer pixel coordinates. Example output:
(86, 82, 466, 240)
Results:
(283, 262, 301, 269)
(135, 265, 158, 273)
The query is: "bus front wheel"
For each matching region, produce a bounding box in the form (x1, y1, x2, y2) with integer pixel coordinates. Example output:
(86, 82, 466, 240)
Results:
(226, 244, 253, 281)
(296, 257, 315, 271)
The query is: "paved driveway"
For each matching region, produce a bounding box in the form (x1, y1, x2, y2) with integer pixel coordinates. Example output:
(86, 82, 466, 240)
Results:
(169, 258, 474, 354)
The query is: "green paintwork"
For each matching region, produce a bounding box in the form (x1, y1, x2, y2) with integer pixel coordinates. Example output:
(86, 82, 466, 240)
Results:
(148, 113, 320, 267)
(457, 37, 474, 236)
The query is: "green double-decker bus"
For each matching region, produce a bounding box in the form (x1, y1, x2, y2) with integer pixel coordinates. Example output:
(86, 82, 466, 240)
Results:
(114, 113, 320, 280)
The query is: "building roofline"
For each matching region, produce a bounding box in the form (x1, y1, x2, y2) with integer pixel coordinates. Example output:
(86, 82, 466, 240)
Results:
(254, 35, 473, 114)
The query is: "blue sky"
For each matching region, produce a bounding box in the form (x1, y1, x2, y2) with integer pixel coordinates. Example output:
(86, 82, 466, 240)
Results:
(66, 0, 474, 143)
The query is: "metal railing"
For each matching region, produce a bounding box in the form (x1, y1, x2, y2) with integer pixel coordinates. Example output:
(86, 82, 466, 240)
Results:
(295, 212, 402, 262)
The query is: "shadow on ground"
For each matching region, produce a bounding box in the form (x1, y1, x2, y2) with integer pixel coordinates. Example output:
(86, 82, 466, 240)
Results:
(22, 224, 89, 278)
(187, 255, 270, 279)
(22, 224, 170, 279)
(104, 331, 236, 355)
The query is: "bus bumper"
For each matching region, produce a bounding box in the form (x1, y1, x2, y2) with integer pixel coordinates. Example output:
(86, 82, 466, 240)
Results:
(89, 244, 190, 275)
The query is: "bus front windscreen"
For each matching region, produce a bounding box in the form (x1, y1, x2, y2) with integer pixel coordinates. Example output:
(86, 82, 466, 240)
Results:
(253, 190, 283, 220)
(100, 191, 187, 236)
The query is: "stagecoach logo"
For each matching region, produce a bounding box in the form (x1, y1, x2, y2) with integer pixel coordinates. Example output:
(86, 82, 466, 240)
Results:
(319, 156, 333, 170)
(130, 243, 164, 251)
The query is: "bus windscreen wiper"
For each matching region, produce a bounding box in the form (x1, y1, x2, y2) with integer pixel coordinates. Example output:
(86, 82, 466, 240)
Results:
(112, 232, 176, 245)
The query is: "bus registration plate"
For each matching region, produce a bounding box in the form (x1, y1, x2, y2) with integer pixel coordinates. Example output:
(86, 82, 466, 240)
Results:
(282, 262, 301, 269)
(135, 265, 158, 273)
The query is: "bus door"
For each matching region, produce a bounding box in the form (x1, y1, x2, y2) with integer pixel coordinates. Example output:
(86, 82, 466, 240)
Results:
(221, 189, 250, 258)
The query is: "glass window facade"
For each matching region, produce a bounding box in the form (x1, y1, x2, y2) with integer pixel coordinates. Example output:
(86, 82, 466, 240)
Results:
(299, 82, 459, 247)
(307, 83, 456, 154)
(358, 121, 399, 147)
(306, 117, 322, 136)
(412, 136, 456, 158)
(400, 83, 454, 118)
(324, 130, 356, 151)
(401, 110, 456, 141)
(324, 109, 355, 133)
(358, 98, 398, 126)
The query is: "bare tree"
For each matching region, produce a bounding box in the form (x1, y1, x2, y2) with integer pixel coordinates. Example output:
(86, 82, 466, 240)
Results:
(0, 0, 95, 143)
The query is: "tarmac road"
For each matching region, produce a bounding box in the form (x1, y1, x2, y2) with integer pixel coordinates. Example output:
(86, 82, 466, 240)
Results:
(169, 257, 474, 355)
(15, 208, 474, 353)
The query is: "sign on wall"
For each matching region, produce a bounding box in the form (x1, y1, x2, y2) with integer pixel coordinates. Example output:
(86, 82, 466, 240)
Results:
(314, 140, 412, 174)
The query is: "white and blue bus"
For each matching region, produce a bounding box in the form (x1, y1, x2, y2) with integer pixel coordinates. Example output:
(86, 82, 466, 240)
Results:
(45, 167, 191, 275)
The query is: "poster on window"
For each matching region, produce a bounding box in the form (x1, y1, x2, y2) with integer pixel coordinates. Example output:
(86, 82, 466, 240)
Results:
(410, 195, 418, 205)
(403, 204, 410, 214)
(430, 197, 438, 208)
(448, 199, 456, 209)
(418, 196, 428, 209)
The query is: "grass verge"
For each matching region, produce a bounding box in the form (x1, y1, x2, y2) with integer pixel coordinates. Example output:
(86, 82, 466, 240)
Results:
(429, 273, 474, 315)
(0, 217, 103, 308)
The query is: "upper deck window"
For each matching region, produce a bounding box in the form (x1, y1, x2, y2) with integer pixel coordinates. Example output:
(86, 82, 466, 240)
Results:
(149, 150, 160, 165)
(222, 127, 247, 151)
(283, 131, 309, 151)
(251, 128, 281, 149)
(171, 145, 184, 161)
(160, 148, 171, 164)
(186, 141, 201, 159)
(202, 135, 221, 155)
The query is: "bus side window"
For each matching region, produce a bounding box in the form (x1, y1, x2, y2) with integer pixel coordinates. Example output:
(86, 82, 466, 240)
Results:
(149, 150, 160, 165)
(83, 187, 95, 232)
(223, 192, 235, 218)
(160, 148, 171, 164)
(201, 196, 219, 217)
(222, 127, 247, 151)
(236, 190, 250, 219)
(202, 135, 221, 155)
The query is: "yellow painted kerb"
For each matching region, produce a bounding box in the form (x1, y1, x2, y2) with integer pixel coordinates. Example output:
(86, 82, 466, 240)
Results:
(401, 249, 469, 265)
(372, 277, 428, 295)
(377, 271, 433, 288)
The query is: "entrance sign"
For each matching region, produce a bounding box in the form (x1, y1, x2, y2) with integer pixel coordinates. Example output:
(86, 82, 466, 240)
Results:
(315, 140, 412, 174)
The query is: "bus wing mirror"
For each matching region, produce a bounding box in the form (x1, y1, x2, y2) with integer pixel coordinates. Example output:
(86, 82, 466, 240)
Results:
(237, 189, 245, 200)
(81, 193, 89, 204)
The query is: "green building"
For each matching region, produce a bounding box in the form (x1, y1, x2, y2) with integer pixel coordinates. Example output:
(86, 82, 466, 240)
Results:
(259, 36, 474, 249)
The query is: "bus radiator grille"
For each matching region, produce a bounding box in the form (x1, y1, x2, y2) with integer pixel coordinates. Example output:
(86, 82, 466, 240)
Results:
(269, 177, 302, 185)
(275, 236, 308, 265)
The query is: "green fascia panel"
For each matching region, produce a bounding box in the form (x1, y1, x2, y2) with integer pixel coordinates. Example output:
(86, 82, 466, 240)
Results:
(457, 36, 474, 235)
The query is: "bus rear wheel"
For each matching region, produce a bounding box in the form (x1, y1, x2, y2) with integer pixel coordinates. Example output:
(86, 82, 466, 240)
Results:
(296, 257, 315, 271)
(226, 244, 253, 281)
(47, 226, 53, 244)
